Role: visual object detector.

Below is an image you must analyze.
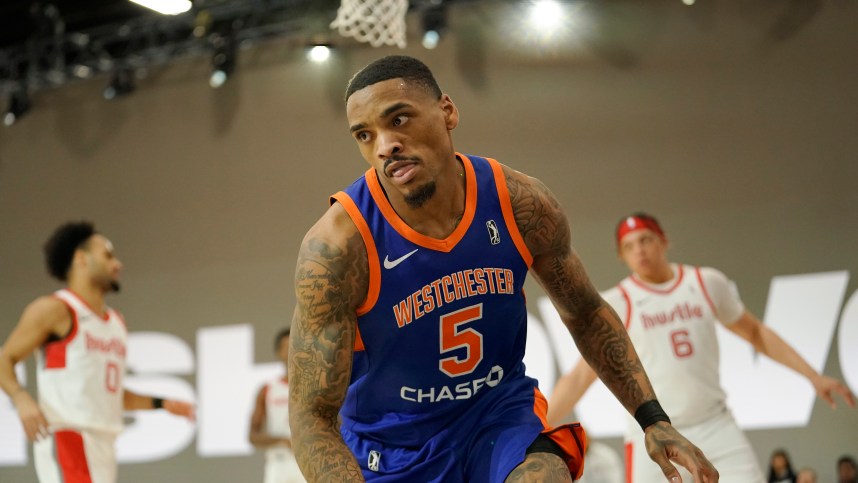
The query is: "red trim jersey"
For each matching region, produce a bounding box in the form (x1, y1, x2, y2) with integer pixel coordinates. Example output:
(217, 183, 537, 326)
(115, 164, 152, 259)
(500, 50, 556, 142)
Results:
(604, 264, 744, 430)
(35, 289, 128, 434)
(264, 377, 292, 441)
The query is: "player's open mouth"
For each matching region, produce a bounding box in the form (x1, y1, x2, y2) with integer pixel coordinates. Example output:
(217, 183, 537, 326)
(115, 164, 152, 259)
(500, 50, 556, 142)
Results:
(389, 163, 418, 184)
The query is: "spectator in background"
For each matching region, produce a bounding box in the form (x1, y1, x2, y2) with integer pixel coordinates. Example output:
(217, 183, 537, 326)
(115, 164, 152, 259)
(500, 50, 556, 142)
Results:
(768, 448, 796, 483)
(794, 467, 816, 483)
(839, 455, 858, 483)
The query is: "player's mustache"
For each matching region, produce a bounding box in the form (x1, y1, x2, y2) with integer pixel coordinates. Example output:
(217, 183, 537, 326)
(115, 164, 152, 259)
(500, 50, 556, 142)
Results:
(383, 155, 421, 172)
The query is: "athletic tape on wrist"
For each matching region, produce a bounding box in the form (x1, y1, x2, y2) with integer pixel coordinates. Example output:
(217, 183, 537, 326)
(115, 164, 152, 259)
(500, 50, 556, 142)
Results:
(634, 400, 671, 430)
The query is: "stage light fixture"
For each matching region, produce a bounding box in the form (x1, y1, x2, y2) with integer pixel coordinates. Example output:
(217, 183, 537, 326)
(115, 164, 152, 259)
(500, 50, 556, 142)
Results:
(4, 88, 31, 127)
(209, 34, 236, 88)
(421, 5, 447, 50)
(103, 67, 135, 100)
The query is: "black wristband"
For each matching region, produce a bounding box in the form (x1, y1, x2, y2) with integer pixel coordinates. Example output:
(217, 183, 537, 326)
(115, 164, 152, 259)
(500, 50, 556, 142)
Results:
(152, 397, 164, 409)
(634, 400, 671, 430)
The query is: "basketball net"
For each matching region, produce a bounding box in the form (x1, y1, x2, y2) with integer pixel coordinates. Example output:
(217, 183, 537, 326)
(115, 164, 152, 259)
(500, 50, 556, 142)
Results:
(330, 0, 408, 48)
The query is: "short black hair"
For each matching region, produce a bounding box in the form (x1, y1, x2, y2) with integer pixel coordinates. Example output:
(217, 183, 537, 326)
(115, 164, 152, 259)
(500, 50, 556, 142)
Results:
(274, 327, 291, 352)
(43, 221, 97, 282)
(345, 55, 442, 103)
(839, 455, 857, 467)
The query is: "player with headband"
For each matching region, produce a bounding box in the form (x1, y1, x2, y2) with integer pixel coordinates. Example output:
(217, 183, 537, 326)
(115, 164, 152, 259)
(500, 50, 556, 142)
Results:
(548, 212, 855, 483)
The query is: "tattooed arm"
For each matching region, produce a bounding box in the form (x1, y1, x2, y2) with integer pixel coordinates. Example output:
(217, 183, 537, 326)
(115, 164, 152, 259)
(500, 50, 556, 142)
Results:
(288, 203, 366, 483)
(502, 164, 718, 482)
(502, 164, 653, 414)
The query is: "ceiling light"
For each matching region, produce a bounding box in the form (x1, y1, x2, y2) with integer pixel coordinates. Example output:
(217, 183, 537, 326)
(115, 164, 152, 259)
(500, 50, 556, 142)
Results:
(103, 67, 135, 100)
(129, 0, 192, 15)
(528, 0, 565, 31)
(307, 45, 331, 63)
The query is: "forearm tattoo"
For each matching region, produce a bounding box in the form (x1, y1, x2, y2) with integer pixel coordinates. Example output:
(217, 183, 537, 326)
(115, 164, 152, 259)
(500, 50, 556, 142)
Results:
(505, 167, 655, 411)
(289, 232, 367, 482)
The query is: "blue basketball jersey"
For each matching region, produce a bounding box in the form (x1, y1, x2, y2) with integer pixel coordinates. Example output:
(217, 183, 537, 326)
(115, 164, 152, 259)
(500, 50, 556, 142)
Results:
(330, 153, 538, 449)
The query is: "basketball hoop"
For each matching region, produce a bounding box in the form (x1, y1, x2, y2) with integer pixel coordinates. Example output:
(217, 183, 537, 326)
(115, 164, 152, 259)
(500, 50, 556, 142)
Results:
(330, 0, 408, 48)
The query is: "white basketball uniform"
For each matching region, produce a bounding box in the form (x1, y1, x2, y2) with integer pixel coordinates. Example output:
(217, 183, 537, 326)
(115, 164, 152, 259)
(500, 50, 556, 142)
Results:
(262, 377, 305, 483)
(578, 441, 623, 483)
(33, 289, 127, 483)
(603, 264, 764, 483)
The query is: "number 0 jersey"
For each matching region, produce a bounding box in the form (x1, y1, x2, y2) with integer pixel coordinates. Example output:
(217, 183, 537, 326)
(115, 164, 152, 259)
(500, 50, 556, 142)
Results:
(603, 264, 745, 431)
(331, 154, 537, 447)
(35, 289, 128, 435)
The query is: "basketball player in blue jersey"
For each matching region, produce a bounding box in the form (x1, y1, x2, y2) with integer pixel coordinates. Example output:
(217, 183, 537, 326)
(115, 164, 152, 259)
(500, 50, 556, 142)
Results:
(288, 55, 719, 483)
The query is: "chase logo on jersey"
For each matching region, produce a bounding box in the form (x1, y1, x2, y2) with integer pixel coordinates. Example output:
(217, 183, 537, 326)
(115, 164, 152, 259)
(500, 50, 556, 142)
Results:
(368, 450, 381, 472)
(486, 220, 501, 245)
(400, 364, 504, 404)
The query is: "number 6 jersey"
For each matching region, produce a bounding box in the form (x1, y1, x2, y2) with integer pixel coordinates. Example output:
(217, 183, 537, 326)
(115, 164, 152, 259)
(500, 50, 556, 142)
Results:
(603, 264, 745, 432)
(36, 289, 128, 435)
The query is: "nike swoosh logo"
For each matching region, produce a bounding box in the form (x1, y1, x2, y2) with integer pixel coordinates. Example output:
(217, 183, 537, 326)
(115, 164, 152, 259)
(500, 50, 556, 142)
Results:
(383, 249, 419, 269)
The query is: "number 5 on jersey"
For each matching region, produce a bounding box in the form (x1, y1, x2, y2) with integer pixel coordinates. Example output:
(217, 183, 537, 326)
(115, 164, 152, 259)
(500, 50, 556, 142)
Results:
(439, 304, 485, 377)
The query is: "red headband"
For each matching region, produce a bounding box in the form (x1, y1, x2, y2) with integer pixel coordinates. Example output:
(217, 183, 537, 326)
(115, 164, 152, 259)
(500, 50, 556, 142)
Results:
(616, 216, 665, 246)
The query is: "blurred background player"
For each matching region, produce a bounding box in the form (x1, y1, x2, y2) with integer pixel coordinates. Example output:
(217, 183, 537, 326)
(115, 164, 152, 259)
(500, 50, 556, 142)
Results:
(548, 212, 855, 483)
(249, 328, 305, 483)
(577, 439, 623, 483)
(0, 220, 194, 483)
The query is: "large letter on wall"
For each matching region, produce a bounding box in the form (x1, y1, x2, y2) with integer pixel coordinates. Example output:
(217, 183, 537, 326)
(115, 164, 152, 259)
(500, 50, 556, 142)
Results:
(118, 332, 197, 462)
(536, 297, 626, 438)
(197, 324, 281, 457)
(0, 361, 27, 466)
(838, 289, 858, 396)
(721, 271, 849, 429)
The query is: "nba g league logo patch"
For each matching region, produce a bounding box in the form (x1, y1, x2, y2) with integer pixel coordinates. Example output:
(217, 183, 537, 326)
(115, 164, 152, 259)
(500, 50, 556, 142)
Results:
(486, 220, 501, 245)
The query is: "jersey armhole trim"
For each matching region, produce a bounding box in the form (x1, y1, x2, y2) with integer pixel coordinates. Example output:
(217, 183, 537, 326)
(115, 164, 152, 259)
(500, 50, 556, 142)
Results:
(694, 266, 718, 316)
(330, 192, 379, 318)
(617, 285, 633, 329)
(45, 295, 80, 369)
(486, 157, 534, 267)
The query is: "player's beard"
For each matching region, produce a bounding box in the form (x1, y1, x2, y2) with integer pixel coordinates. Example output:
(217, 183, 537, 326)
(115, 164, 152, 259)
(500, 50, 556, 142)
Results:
(404, 181, 436, 209)
(109, 280, 121, 293)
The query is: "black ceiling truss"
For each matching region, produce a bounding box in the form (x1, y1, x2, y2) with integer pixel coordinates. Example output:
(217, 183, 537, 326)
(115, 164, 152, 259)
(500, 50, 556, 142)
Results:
(0, 0, 341, 97)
